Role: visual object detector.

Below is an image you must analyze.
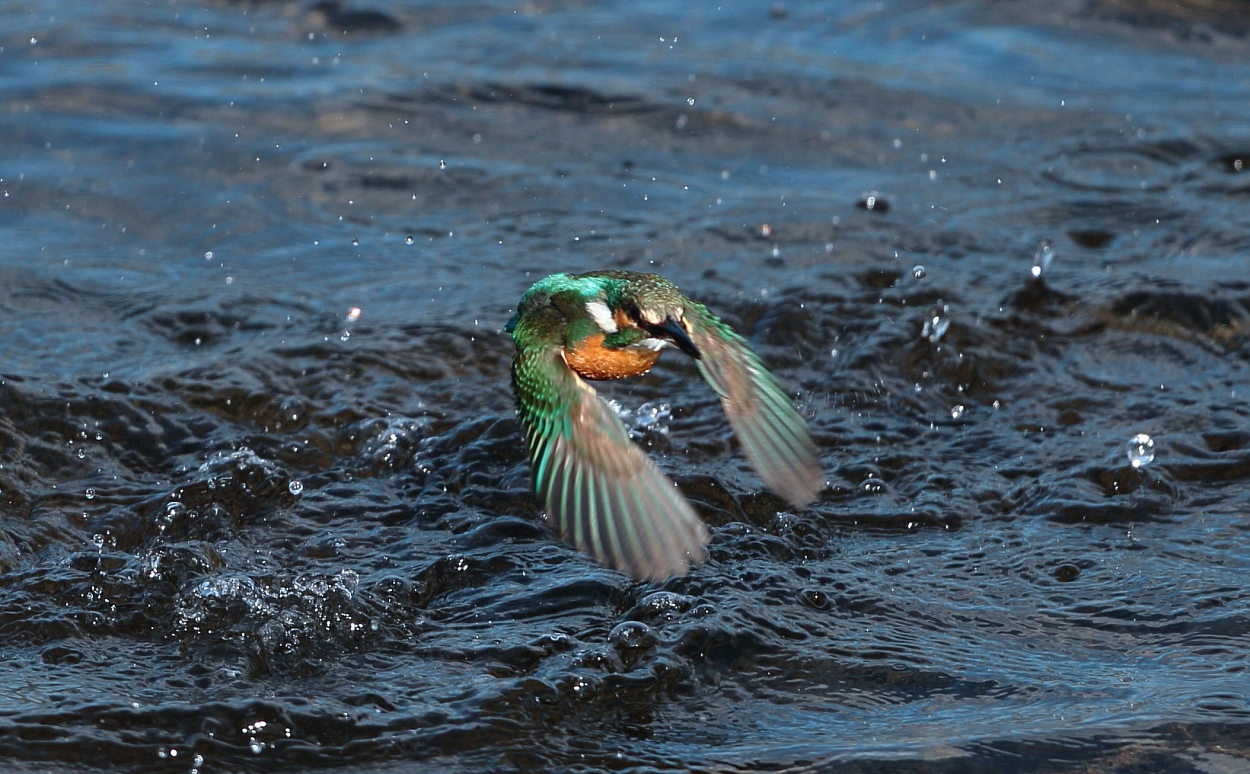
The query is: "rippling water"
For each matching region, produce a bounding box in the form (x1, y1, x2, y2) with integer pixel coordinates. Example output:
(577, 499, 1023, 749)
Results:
(2, 1, 1249, 771)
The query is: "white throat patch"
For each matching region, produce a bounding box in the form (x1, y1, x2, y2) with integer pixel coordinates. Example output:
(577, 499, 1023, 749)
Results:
(585, 300, 618, 334)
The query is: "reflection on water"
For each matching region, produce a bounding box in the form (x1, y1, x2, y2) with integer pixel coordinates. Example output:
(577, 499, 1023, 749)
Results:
(1, 0, 1249, 771)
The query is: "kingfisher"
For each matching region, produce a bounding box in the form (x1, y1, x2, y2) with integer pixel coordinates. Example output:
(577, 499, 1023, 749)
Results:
(506, 270, 822, 580)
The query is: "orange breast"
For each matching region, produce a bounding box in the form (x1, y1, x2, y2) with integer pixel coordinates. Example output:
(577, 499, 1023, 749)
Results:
(564, 332, 662, 381)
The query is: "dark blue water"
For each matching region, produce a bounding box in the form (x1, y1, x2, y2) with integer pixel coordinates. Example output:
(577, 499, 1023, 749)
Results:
(1, 1, 1249, 771)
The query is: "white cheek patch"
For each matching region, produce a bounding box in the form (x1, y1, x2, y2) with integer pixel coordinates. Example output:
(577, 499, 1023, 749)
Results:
(585, 300, 618, 333)
(636, 338, 668, 351)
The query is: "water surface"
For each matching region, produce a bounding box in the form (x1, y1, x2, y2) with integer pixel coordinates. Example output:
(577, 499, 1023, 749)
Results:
(1, 1, 1249, 771)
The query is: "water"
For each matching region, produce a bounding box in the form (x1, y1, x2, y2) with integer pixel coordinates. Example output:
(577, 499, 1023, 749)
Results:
(1, 1, 1249, 772)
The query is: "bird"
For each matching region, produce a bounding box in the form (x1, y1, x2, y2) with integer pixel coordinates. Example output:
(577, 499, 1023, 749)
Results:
(505, 270, 822, 580)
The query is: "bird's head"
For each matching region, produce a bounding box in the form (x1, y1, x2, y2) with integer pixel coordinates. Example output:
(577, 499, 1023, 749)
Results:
(589, 274, 701, 359)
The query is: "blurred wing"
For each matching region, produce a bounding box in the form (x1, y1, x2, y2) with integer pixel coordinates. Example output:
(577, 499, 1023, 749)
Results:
(512, 328, 708, 580)
(684, 301, 822, 507)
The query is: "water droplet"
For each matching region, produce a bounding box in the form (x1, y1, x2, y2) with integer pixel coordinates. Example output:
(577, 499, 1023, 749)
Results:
(438, 159, 446, 169)
(686, 97, 695, 106)
(1032, 239, 1054, 277)
(921, 307, 951, 343)
(85, 488, 96, 500)
(204, 251, 213, 260)
(249, 739, 264, 754)
(760, 223, 771, 237)
(404, 235, 414, 245)
(912, 265, 926, 280)
(950, 405, 965, 419)
(288, 480, 304, 495)
(350, 238, 358, 246)
(1127, 433, 1155, 468)
(76, 448, 86, 459)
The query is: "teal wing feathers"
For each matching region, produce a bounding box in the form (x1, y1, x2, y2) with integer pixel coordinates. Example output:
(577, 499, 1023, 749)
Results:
(511, 309, 708, 580)
(684, 301, 822, 507)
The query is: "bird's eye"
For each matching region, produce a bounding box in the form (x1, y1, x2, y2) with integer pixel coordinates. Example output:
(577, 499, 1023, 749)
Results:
(623, 303, 644, 325)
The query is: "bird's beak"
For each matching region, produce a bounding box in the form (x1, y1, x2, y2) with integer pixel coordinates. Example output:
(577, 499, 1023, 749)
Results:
(655, 316, 701, 360)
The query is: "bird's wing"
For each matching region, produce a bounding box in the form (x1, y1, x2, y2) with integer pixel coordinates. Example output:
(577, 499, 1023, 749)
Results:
(512, 314, 708, 580)
(684, 300, 822, 507)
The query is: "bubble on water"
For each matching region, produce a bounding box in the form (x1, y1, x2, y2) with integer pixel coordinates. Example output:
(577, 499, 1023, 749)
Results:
(288, 480, 304, 495)
(912, 265, 926, 280)
(609, 621, 655, 651)
(950, 404, 965, 419)
(163, 502, 186, 522)
(85, 488, 96, 500)
(639, 591, 691, 616)
(204, 251, 213, 260)
(1032, 239, 1054, 278)
(1127, 433, 1155, 468)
